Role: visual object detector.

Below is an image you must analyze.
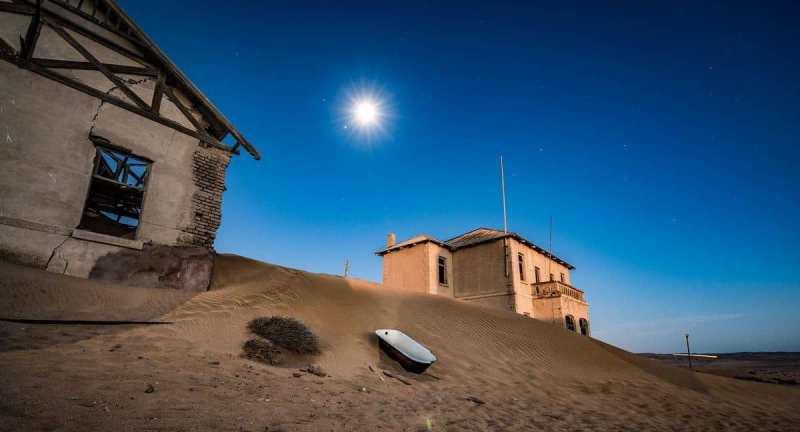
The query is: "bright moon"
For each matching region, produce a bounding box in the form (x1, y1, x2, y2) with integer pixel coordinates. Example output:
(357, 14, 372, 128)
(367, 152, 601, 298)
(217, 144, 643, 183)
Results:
(352, 99, 380, 127)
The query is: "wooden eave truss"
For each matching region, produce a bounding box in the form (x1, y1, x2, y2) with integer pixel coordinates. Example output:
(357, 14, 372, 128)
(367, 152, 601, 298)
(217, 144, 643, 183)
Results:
(0, 0, 261, 160)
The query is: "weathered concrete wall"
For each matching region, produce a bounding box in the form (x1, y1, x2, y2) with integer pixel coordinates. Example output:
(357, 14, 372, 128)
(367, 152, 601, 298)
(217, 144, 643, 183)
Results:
(0, 63, 98, 232)
(426, 243, 453, 296)
(507, 239, 530, 315)
(0, 21, 230, 279)
(532, 295, 589, 334)
(451, 240, 509, 298)
(381, 243, 430, 293)
(463, 293, 515, 312)
(526, 243, 572, 285)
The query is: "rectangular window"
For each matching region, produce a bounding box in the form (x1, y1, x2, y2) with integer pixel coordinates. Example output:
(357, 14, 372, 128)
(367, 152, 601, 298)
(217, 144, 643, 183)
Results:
(560, 272, 565, 282)
(517, 253, 526, 281)
(534, 266, 541, 283)
(437, 256, 448, 285)
(549, 273, 554, 282)
(78, 143, 150, 239)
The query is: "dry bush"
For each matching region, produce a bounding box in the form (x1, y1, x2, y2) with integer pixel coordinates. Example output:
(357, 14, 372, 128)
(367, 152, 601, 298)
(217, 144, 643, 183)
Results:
(247, 316, 320, 354)
(242, 338, 283, 365)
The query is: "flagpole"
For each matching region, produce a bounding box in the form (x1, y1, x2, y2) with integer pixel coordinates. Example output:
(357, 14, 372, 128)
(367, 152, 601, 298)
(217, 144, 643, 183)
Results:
(500, 155, 508, 233)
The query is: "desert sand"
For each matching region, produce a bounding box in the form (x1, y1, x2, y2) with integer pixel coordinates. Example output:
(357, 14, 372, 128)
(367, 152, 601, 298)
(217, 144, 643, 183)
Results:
(641, 353, 800, 386)
(1, 255, 799, 431)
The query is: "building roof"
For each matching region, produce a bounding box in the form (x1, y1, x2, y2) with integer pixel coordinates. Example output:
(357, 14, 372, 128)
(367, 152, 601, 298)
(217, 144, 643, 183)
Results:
(102, 0, 260, 160)
(376, 227, 575, 270)
(376, 235, 446, 255)
(1, 0, 260, 159)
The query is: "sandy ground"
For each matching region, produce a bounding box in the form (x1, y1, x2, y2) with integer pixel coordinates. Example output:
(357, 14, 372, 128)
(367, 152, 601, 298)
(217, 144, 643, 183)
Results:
(640, 353, 800, 385)
(1, 255, 799, 431)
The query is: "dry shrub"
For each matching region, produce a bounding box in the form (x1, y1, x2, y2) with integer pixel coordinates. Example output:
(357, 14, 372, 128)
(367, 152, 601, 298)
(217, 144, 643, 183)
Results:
(243, 338, 283, 365)
(247, 316, 320, 354)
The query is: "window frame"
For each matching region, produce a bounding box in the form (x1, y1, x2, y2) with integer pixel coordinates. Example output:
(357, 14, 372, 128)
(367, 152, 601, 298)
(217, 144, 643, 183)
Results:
(579, 318, 590, 336)
(78, 138, 152, 239)
(437, 255, 448, 286)
(517, 252, 526, 282)
(565, 315, 576, 332)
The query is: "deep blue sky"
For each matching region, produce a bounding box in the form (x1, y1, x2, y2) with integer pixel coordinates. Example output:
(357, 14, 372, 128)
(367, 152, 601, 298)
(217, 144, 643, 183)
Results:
(122, 1, 799, 353)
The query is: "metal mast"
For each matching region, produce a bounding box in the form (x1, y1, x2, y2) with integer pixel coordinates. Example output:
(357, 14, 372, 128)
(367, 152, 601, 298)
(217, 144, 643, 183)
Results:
(500, 155, 508, 233)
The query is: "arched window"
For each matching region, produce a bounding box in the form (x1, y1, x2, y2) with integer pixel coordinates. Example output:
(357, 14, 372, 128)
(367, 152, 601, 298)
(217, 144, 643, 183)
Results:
(564, 315, 576, 332)
(579, 318, 589, 336)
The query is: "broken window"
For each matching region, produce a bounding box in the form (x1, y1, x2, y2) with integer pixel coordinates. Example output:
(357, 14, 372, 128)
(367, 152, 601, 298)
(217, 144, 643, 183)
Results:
(78, 141, 150, 239)
(565, 315, 576, 332)
(517, 253, 526, 281)
(579, 318, 589, 336)
(437, 256, 448, 285)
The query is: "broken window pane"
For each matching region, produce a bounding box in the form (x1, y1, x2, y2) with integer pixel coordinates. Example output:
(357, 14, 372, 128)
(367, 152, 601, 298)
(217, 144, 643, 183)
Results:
(78, 145, 150, 239)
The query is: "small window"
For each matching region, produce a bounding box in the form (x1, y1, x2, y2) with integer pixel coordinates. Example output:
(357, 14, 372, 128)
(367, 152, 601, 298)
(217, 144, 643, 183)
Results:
(437, 256, 448, 285)
(78, 143, 150, 239)
(534, 266, 541, 283)
(517, 253, 526, 281)
(549, 273, 554, 282)
(579, 318, 590, 336)
(565, 315, 576, 332)
(560, 272, 565, 283)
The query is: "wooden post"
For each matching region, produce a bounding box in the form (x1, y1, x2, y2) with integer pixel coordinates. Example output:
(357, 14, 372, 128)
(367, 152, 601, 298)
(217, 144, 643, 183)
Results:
(685, 333, 693, 370)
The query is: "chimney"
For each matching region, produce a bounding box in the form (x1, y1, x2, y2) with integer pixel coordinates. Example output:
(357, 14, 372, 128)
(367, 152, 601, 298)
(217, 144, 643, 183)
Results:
(387, 232, 396, 248)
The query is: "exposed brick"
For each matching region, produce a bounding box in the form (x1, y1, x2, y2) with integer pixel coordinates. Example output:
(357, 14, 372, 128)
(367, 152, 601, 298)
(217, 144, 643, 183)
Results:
(179, 146, 231, 248)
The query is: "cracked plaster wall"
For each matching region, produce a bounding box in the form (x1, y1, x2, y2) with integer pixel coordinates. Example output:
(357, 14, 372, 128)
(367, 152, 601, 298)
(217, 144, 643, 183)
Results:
(0, 59, 224, 277)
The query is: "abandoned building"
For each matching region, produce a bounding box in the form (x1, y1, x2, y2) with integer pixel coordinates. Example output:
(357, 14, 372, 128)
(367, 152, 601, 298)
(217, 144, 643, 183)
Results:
(376, 228, 590, 335)
(0, 0, 259, 290)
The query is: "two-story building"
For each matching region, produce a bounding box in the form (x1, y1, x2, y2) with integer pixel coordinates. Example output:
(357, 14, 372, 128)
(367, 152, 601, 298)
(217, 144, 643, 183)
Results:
(376, 227, 590, 335)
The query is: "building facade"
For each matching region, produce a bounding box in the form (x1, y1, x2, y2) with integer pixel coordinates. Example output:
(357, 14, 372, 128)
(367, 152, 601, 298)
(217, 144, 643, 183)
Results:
(0, 0, 259, 288)
(377, 228, 590, 335)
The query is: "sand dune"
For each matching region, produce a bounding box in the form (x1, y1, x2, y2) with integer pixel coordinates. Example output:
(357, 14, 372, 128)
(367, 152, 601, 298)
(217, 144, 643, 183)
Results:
(1, 255, 798, 431)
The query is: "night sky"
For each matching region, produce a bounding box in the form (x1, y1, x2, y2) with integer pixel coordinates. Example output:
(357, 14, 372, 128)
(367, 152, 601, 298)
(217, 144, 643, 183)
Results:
(120, 1, 800, 353)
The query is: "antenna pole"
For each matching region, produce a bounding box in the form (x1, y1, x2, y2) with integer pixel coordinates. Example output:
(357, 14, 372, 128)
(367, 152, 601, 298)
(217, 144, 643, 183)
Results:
(548, 216, 553, 280)
(685, 333, 693, 370)
(500, 155, 508, 233)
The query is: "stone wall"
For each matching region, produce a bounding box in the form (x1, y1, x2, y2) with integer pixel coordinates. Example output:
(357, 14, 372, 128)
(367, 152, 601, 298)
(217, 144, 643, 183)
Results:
(89, 244, 214, 292)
